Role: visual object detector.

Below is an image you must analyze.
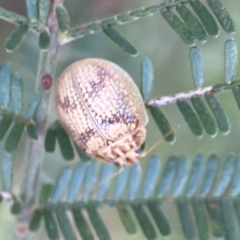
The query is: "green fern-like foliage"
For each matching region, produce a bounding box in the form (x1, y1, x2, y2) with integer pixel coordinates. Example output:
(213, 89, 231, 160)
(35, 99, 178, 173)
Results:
(0, 0, 240, 240)
(31, 154, 240, 240)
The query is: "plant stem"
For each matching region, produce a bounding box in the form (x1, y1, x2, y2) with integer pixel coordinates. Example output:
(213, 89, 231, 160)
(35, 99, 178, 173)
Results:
(145, 80, 240, 107)
(0, 7, 26, 25)
(15, 1, 63, 239)
(146, 86, 213, 106)
(0, 7, 41, 35)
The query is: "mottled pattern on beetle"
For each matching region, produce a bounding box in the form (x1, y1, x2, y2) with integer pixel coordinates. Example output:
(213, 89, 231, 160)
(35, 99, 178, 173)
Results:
(56, 59, 149, 163)
(72, 59, 148, 141)
(56, 71, 106, 151)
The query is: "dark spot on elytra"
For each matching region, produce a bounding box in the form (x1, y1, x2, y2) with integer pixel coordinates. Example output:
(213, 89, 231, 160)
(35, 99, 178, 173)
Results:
(56, 95, 77, 113)
(95, 65, 112, 83)
(85, 66, 111, 97)
(100, 113, 137, 128)
(76, 128, 98, 150)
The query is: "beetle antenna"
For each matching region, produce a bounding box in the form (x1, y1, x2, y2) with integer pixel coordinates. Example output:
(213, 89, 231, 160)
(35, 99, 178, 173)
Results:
(140, 125, 180, 158)
(79, 166, 124, 199)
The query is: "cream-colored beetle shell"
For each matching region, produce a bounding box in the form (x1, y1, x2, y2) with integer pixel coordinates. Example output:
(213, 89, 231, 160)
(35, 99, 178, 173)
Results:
(55, 58, 148, 166)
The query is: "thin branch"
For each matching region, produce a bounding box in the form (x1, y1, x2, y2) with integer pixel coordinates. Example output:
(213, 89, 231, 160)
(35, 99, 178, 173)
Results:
(0, 7, 44, 35)
(36, 195, 240, 212)
(146, 80, 240, 106)
(146, 86, 213, 106)
(60, 0, 189, 45)
(15, 1, 63, 239)
(0, 0, 189, 45)
(0, 7, 26, 25)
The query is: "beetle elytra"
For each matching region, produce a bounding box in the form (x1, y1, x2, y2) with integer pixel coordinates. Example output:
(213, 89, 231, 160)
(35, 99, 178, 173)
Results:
(55, 58, 149, 167)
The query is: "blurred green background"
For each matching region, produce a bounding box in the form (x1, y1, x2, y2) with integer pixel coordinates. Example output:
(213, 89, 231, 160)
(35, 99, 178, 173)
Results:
(0, 0, 240, 239)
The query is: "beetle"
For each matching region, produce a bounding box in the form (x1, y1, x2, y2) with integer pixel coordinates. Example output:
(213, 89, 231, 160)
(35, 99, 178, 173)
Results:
(55, 58, 149, 167)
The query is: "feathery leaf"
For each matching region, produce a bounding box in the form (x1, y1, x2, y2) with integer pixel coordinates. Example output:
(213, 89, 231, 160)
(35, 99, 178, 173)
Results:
(38, 0, 51, 24)
(118, 207, 137, 235)
(5, 23, 29, 52)
(56, 5, 70, 33)
(225, 39, 238, 83)
(206, 0, 235, 34)
(11, 73, 23, 114)
(177, 99, 203, 136)
(149, 106, 175, 142)
(161, 7, 194, 46)
(190, 0, 219, 37)
(102, 26, 138, 56)
(26, 0, 38, 21)
(0, 63, 11, 109)
(176, 3, 207, 42)
(191, 96, 217, 136)
(141, 58, 154, 100)
(5, 120, 25, 153)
